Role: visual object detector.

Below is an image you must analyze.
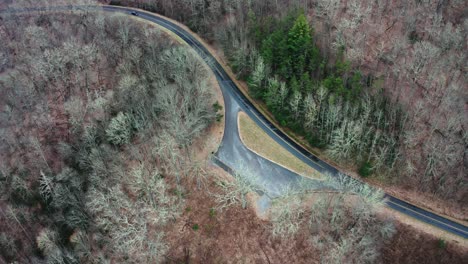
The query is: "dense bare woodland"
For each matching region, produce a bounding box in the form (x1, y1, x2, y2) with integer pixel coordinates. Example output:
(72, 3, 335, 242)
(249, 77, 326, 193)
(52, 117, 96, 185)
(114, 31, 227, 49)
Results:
(112, 0, 467, 213)
(0, 0, 467, 263)
(0, 4, 221, 262)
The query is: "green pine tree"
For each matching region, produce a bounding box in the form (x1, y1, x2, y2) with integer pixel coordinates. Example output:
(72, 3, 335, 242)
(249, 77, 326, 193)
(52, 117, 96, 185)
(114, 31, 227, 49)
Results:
(290, 76, 300, 93)
(287, 13, 312, 78)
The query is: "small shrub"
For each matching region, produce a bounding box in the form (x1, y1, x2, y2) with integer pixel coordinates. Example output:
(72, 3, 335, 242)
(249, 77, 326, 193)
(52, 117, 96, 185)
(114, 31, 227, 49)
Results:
(408, 30, 421, 44)
(204, 223, 215, 235)
(307, 134, 326, 149)
(209, 208, 216, 218)
(171, 188, 186, 199)
(215, 113, 224, 122)
(192, 224, 199, 231)
(212, 101, 223, 112)
(366, 74, 374, 87)
(438, 238, 447, 249)
(213, 102, 224, 122)
(185, 207, 192, 213)
(359, 161, 373, 177)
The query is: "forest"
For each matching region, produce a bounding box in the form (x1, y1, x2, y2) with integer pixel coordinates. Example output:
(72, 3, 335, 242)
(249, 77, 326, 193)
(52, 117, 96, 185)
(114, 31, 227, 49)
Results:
(0, 0, 467, 263)
(0, 7, 398, 262)
(244, 11, 405, 180)
(112, 0, 467, 215)
(0, 4, 221, 262)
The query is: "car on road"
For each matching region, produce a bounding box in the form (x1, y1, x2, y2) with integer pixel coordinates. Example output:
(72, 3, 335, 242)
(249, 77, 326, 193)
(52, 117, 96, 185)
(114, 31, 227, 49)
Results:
(130, 11, 138, 16)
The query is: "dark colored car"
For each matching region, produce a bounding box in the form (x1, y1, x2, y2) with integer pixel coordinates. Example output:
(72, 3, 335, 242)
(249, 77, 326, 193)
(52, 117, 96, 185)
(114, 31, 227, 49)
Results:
(130, 11, 138, 16)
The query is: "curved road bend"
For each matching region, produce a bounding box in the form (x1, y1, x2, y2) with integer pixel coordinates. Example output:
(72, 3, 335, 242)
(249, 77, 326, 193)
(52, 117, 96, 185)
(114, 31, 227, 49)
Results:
(2, 5, 467, 239)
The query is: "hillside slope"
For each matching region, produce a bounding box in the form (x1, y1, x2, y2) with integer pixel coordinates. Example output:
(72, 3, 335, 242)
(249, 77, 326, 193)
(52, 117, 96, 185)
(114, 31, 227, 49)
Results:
(110, 0, 467, 219)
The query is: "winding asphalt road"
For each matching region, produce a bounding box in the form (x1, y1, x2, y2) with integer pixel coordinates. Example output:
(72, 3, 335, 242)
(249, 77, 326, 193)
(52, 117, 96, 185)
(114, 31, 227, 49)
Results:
(2, 5, 467, 239)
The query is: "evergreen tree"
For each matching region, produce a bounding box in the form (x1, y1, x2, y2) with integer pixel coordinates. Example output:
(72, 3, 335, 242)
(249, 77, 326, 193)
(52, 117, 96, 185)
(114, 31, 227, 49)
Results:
(323, 76, 345, 96)
(290, 76, 300, 93)
(349, 71, 363, 101)
(287, 13, 312, 78)
(300, 72, 313, 92)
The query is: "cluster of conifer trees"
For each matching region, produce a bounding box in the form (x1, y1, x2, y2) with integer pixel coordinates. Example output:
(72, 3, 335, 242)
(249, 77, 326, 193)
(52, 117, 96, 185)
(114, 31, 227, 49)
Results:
(233, 11, 404, 177)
